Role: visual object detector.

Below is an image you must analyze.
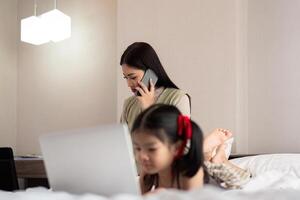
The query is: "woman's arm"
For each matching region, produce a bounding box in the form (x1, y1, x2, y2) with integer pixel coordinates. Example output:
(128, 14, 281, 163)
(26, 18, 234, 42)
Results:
(176, 94, 191, 117)
(120, 98, 129, 124)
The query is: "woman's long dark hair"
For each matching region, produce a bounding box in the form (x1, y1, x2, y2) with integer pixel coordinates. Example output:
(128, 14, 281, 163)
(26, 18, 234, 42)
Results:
(131, 104, 204, 191)
(120, 42, 178, 89)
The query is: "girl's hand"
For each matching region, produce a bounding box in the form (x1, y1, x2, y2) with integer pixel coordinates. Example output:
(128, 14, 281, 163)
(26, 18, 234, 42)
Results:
(135, 79, 155, 110)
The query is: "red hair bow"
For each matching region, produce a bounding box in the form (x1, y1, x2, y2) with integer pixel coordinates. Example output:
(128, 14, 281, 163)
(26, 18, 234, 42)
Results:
(176, 115, 192, 158)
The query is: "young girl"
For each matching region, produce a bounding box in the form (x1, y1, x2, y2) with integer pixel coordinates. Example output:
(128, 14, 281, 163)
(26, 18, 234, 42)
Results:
(131, 104, 205, 193)
(131, 104, 251, 194)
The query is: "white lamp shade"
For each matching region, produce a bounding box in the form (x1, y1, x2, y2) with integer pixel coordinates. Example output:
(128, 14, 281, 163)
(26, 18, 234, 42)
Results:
(21, 16, 49, 45)
(41, 9, 71, 42)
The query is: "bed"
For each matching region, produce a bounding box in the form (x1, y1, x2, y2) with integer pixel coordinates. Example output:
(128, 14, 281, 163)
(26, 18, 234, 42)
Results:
(0, 153, 299, 200)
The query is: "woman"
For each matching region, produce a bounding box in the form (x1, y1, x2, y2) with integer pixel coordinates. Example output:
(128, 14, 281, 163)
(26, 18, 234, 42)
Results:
(120, 42, 190, 131)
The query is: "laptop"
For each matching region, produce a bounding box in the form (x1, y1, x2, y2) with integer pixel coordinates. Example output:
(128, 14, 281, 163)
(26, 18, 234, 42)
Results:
(39, 124, 140, 196)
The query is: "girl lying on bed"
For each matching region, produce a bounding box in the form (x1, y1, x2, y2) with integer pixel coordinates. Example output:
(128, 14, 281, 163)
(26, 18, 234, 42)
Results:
(131, 104, 251, 194)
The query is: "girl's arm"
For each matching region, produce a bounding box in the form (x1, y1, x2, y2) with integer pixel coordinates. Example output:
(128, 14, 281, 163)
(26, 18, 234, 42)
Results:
(181, 167, 204, 190)
(139, 172, 149, 195)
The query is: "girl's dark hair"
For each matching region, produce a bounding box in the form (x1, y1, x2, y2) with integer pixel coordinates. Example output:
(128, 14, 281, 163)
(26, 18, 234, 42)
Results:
(132, 104, 204, 191)
(120, 42, 178, 89)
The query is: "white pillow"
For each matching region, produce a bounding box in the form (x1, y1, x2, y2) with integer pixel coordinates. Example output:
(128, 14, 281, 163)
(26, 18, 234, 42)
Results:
(231, 154, 300, 177)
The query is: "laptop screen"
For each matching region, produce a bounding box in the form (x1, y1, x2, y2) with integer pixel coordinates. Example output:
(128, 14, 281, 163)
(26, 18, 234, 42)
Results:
(40, 124, 140, 196)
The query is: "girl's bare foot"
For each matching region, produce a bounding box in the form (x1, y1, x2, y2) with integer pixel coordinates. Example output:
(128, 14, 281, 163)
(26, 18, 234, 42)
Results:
(203, 129, 232, 160)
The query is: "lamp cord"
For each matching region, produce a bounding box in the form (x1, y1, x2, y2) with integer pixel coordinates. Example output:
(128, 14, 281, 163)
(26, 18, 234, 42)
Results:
(34, 0, 37, 16)
(33, 0, 57, 16)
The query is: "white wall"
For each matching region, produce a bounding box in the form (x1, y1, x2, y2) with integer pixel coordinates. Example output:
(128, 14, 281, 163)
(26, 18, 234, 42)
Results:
(247, 0, 300, 153)
(117, 0, 300, 154)
(235, 0, 248, 153)
(1, 0, 299, 155)
(117, 0, 239, 151)
(0, 0, 18, 150)
(17, 0, 117, 154)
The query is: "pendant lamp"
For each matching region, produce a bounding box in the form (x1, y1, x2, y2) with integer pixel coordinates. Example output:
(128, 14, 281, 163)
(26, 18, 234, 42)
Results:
(21, 0, 71, 45)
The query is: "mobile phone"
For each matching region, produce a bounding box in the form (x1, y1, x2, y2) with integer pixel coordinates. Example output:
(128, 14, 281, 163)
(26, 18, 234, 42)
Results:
(136, 69, 158, 96)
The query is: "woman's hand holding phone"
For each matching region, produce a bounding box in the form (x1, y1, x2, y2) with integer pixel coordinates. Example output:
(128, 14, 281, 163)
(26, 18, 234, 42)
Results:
(135, 79, 155, 110)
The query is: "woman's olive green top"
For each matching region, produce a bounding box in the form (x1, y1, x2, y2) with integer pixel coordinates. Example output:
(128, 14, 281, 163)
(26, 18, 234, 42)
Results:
(120, 87, 190, 131)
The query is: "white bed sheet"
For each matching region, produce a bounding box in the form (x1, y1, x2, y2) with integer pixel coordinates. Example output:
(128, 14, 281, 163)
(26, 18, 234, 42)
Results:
(1, 154, 300, 200)
(0, 186, 300, 200)
(231, 154, 300, 191)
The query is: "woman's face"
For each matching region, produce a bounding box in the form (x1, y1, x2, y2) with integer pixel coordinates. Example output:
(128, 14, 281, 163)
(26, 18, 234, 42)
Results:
(122, 64, 145, 94)
(132, 131, 177, 174)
